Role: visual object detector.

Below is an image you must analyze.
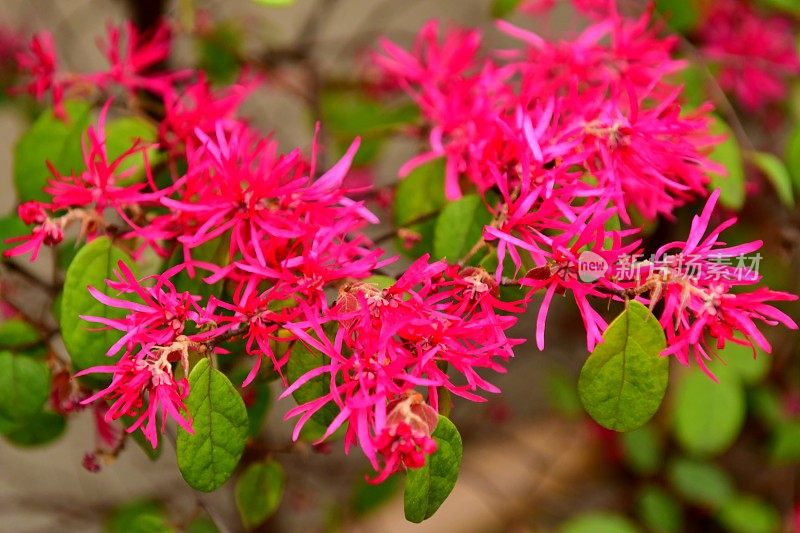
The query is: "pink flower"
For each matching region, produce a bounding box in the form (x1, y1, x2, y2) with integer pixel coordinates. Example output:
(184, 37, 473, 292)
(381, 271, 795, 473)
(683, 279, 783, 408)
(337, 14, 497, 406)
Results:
(281, 257, 520, 480)
(80, 261, 206, 358)
(87, 21, 186, 99)
(638, 190, 798, 376)
(14, 32, 63, 112)
(76, 355, 192, 447)
(700, 0, 800, 110)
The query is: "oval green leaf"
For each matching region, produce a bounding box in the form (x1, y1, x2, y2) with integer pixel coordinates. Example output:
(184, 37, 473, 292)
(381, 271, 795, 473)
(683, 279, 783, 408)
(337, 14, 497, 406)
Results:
(14, 100, 92, 202)
(578, 301, 668, 432)
(61, 237, 136, 374)
(404, 415, 462, 523)
(235, 460, 285, 529)
(177, 358, 249, 492)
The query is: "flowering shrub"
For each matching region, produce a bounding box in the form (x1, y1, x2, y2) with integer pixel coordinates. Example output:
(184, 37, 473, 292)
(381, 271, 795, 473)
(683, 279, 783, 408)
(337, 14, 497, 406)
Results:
(0, 0, 798, 529)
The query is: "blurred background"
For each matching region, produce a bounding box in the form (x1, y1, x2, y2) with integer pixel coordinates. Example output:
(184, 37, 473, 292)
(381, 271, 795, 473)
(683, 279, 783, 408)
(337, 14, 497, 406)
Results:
(0, 0, 798, 531)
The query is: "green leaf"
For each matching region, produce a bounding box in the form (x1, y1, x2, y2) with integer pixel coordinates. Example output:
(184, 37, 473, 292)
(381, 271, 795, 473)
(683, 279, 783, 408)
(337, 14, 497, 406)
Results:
(491, 0, 521, 18)
(393, 159, 446, 258)
(637, 486, 683, 533)
(362, 275, 396, 289)
(433, 194, 492, 263)
(197, 22, 243, 85)
(560, 512, 640, 533)
(352, 473, 400, 517)
(707, 115, 745, 210)
(235, 460, 285, 529)
(749, 151, 795, 207)
(786, 122, 800, 194)
(253, 0, 294, 5)
(757, 0, 800, 15)
(177, 358, 249, 492)
(544, 368, 582, 418)
(404, 415, 462, 523)
(166, 235, 229, 301)
(321, 89, 418, 138)
(14, 100, 92, 202)
(620, 425, 663, 476)
(105, 116, 161, 184)
(106, 500, 173, 533)
(673, 365, 745, 456)
(655, 0, 699, 32)
(61, 237, 136, 376)
(123, 413, 162, 461)
(2, 411, 66, 447)
(771, 421, 800, 462)
(578, 301, 668, 432)
(0, 215, 29, 255)
(186, 517, 220, 533)
(235, 371, 272, 439)
(0, 350, 50, 421)
(750, 386, 784, 427)
(668, 457, 734, 509)
(286, 341, 338, 428)
(719, 342, 770, 384)
(0, 319, 41, 349)
(716, 495, 781, 533)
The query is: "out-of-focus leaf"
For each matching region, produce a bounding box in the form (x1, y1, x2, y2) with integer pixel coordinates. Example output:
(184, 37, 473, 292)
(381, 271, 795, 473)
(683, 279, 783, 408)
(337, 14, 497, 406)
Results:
(786, 122, 800, 193)
(637, 485, 683, 533)
(253, 0, 294, 5)
(544, 369, 582, 418)
(560, 512, 640, 533)
(771, 421, 800, 462)
(235, 460, 285, 528)
(0, 319, 41, 349)
(719, 342, 770, 384)
(655, 0, 699, 32)
(106, 500, 173, 533)
(707, 115, 745, 210)
(668, 457, 734, 510)
(749, 151, 795, 207)
(2, 411, 66, 447)
(14, 100, 92, 202)
(673, 365, 745, 457)
(197, 23, 242, 85)
(0, 350, 50, 421)
(491, 0, 522, 18)
(352, 473, 400, 517)
(621, 425, 663, 476)
(0, 215, 28, 255)
(716, 495, 781, 533)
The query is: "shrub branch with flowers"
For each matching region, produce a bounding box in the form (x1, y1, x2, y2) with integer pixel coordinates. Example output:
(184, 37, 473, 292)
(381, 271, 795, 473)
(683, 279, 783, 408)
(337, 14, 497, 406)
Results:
(0, 0, 798, 529)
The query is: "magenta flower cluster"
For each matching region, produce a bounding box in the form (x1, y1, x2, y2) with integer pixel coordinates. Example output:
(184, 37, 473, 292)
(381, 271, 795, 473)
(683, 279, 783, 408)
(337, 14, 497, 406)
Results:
(4, 2, 797, 482)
